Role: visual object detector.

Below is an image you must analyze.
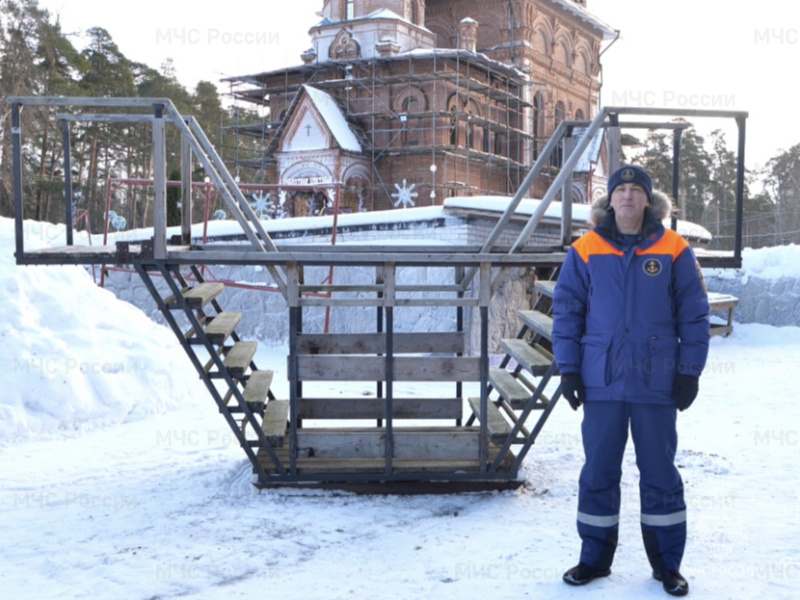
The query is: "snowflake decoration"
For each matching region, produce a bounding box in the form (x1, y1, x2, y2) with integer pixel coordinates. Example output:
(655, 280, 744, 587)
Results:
(391, 179, 417, 208)
(110, 215, 127, 231)
(249, 191, 272, 220)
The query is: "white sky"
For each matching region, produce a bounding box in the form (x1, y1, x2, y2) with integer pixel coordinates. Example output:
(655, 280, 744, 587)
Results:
(37, 0, 800, 170)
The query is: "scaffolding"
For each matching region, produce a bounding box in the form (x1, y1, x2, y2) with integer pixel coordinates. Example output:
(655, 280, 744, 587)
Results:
(223, 49, 538, 208)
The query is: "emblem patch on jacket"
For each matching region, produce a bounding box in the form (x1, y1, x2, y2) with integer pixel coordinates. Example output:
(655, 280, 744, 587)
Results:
(643, 258, 663, 276)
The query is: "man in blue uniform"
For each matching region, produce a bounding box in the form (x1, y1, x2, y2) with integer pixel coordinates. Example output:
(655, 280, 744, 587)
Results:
(552, 165, 710, 597)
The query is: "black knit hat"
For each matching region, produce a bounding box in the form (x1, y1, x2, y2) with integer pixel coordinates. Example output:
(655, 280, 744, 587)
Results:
(607, 165, 652, 204)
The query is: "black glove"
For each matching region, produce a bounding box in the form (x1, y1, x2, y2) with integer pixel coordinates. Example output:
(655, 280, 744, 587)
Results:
(560, 373, 585, 411)
(672, 374, 699, 411)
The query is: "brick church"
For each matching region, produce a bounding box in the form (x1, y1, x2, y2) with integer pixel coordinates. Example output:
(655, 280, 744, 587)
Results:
(226, 0, 615, 215)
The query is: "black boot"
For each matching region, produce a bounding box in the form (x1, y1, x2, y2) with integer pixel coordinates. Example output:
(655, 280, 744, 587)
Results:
(653, 570, 689, 596)
(562, 562, 611, 586)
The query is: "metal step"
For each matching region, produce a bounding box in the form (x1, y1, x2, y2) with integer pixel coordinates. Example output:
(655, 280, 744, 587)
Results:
(224, 341, 259, 378)
(518, 310, 554, 342)
(261, 400, 290, 447)
(534, 279, 556, 298)
(490, 368, 531, 406)
(243, 370, 274, 404)
(500, 338, 554, 376)
(165, 281, 224, 309)
(205, 312, 242, 345)
(467, 397, 513, 444)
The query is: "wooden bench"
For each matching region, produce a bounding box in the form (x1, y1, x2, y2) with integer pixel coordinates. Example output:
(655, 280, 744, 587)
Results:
(707, 292, 739, 337)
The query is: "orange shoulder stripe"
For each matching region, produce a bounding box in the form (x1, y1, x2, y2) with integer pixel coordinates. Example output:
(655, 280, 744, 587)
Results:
(636, 229, 689, 261)
(573, 231, 624, 263)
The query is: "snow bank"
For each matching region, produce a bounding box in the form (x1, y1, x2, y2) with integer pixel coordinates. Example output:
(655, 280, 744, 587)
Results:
(704, 244, 800, 326)
(0, 217, 205, 443)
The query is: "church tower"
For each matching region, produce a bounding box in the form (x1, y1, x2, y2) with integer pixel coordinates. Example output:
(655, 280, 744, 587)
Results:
(307, 0, 434, 63)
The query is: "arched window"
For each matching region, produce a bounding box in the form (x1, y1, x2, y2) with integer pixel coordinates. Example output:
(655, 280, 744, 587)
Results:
(346, 0, 354, 20)
(555, 101, 565, 125)
(575, 108, 585, 121)
(402, 96, 419, 146)
(449, 106, 459, 147)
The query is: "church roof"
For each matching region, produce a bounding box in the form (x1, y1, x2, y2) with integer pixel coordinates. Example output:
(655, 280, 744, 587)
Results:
(546, 0, 617, 40)
(268, 84, 363, 155)
(301, 85, 362, 152)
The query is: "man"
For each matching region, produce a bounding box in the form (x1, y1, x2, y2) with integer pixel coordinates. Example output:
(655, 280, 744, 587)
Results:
(552, 165, 710, 597)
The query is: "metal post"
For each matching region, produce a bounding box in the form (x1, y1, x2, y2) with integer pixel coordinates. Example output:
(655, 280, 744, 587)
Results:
(61, 119, 74, 246)
(455, 265, 464, 426)
(561, 130, 574, 246)
(12, 103, 24, 259)
(384, 263, 396, 476)
(479, 262, 491, 472)
(607, 112, 621, 175)
(181, 135, 193, 245)
(287, 262, 300, 477)
(671, 127, 683, 230)
(734, 116, 746, 266)
(152, 103, 167, 259)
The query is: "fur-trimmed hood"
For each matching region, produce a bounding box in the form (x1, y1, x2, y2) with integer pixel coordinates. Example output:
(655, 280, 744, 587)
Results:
(589, 189, 675, 227)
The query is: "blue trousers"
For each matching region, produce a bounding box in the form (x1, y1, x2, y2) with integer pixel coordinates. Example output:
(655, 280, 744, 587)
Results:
(577, 401, 686, 573)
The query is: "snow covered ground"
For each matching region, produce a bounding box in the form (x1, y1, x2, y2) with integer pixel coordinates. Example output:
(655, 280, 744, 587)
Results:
(2, 216, 799, 599)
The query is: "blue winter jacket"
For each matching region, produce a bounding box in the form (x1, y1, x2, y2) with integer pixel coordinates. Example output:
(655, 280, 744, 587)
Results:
(552, 208, 710, 405)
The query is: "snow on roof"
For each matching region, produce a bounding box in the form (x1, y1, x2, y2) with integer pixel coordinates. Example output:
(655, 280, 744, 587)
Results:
(546, 0, 618, 39)
(443, 196, 713, 242)
(302, 85, 362, 153)
(364, 8, 406, 22)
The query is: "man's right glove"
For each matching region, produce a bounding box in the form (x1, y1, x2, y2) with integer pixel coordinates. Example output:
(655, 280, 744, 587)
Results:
(560, 372, 586, 411)
(672, 373, 699, 411)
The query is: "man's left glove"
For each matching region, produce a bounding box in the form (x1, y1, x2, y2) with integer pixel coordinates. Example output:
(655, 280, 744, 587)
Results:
(672, 374, 699, 411)
(560, 373, 586, 411)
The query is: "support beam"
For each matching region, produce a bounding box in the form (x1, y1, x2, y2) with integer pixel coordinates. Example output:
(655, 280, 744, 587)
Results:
(61, 119, 73, 246)
(151, 104, 167, 259)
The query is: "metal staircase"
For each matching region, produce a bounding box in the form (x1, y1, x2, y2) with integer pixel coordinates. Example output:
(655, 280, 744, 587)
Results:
(466, 273, 562, 474)
(8, 96, 749, 491)
(135, 264, 287, 480)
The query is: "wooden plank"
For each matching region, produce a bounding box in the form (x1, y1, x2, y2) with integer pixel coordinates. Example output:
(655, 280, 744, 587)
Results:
(183, 281, 225, 308)
(467, 397, 513, 444)
(518, 310, 554, 341)
(707, 292, 739, 309)
(261, 400, 289, 447)
(296, 397, 463, 420)
(295, 356, 481, 381)
(710, 323, 734, 338)
(298, 297, 480, 308)
(181, 282, 224, 308)
(490, 368, 531, 405)
(224, 341, 258, 378)
(534, 280, 556, 298)
(500, 339, 554, 376)
(257, 455, 513, 475)
(296, 332, 465, 355)
(275, 427, 483, 461)
(205, 312, 242, 345)
(243, 370, 274, 405)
